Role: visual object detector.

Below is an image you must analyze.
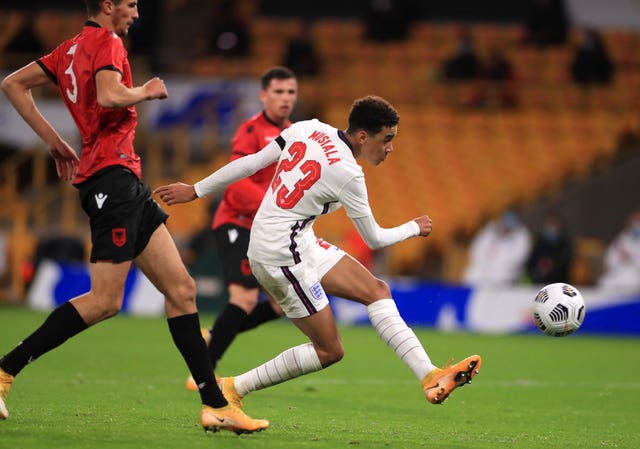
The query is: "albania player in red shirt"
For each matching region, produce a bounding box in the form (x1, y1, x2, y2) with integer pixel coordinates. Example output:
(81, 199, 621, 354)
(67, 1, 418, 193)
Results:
(186, 67, 298, 391)
(0, 0, 267, 435)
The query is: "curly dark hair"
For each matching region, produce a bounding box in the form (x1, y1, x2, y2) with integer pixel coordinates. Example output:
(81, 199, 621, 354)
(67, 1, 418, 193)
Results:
(347, 95, 399, 136)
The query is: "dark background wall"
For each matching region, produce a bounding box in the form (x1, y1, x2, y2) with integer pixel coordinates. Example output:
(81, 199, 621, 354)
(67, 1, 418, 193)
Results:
(0, 1, 538, 23)
(258, 0, 531, 22)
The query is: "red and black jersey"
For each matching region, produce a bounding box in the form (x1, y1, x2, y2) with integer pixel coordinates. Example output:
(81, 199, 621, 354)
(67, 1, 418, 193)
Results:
(37, 21, 140, 185)
(212, 111, 291, 230)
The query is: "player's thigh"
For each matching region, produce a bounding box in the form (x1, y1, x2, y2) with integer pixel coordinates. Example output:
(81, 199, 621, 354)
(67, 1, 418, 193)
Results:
(249, 259, 329, 319)
(321, 253, 390, 305)
(134, 224, 195, 301)
(71, 261, 131, 323)
(88, 261, 131, 298)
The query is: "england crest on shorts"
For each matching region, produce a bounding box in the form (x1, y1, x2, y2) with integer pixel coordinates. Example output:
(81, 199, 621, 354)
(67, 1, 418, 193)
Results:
(310, 282, 324, 301)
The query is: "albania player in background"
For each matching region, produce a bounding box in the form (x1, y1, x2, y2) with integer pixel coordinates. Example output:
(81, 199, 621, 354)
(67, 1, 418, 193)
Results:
(186, 66, 297, 392)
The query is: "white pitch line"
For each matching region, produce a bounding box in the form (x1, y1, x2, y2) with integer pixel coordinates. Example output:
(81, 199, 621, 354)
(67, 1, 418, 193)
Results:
(29, 376, 640, 390)
(293, 378, 640, 389)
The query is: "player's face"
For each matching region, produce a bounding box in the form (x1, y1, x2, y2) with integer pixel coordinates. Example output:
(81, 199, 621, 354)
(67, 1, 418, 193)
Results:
(361, 126, 397, 166)
(261, 77, 298, 125)
(111, 0, 139, 37)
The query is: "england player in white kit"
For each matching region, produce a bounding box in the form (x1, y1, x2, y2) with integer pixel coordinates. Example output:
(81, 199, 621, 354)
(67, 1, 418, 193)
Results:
(155, 96, 482, 413)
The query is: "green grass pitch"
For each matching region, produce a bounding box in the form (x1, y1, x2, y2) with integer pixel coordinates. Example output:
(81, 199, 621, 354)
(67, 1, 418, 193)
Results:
(0, 306, 639, 449)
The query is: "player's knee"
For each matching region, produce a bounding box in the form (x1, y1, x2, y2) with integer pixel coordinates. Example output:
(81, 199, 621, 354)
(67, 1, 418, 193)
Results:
(101, 305, 121, 320)
(94, 294, 124, 320)
(179, 276, 197, 303)
(332, 345, 345, 364)
(317, 343, 345, 367)
(371, 277, 391, 299)
(168, 276, 197, 306)
(326, 346, 345, 366)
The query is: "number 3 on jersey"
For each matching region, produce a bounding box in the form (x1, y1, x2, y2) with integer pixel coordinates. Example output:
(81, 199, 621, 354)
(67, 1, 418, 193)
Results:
(270, 141, 321, 209)
(64, 44, 78, 103)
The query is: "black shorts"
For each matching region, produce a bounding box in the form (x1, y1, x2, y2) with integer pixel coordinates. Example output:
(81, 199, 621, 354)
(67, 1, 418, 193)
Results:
(213, 224, 260, 289)
(77, 166, 168, 263)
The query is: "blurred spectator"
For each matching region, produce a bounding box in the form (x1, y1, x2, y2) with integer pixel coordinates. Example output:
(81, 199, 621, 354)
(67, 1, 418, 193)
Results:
(521, 0, 569, 47)
(209, 0, 251, 58)
(467, 45, 518, 108)
(598, 210, 640, 290)
(480, 46, 514, 81)
(462, 210, 532, 286)
(282, 20, 322, 78)
(526, 213, 574, 284)
(440, 26, 480, 81)
(570, 27, 614, 86)
(363, 0, 417, 42)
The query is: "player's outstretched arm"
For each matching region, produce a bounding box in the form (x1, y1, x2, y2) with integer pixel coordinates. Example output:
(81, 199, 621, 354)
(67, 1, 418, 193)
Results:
(153, 183, 197, 205)
(155, 138, 282, 206)
(342, 177, 432, 249)
(95, 71, 168, 108)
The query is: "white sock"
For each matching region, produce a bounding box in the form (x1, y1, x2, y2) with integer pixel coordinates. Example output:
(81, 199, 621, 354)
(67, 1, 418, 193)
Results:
(234, 342, 322, 397)
(367, 299, 436, 380)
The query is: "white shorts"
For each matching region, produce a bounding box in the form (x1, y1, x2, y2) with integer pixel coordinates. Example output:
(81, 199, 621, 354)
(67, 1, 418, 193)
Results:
(249, 239, 345, 319)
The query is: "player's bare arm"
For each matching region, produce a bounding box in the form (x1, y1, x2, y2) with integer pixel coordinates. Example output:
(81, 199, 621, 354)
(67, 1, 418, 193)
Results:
(1, 62, 79, 181)
(414, 215, 433, 237)
(95, 71, 168, 108)
(153, 182, 198, 205)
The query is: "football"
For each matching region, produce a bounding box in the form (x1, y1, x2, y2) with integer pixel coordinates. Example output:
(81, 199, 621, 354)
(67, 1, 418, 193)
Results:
(532, 283, 586, 337)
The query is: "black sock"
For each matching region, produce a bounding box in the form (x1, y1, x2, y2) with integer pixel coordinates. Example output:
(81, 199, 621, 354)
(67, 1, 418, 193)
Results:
(207, 303, 247, 371)
(238, 301, 282, 332)
(167, 313, 226, 408)
(0, 301, 88, 376)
